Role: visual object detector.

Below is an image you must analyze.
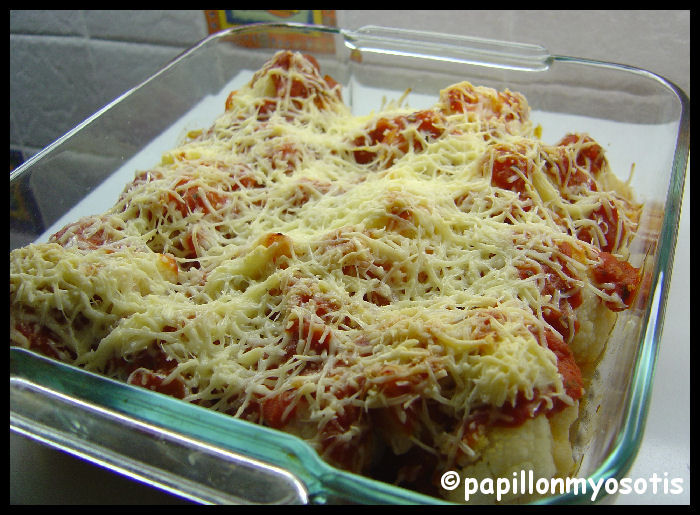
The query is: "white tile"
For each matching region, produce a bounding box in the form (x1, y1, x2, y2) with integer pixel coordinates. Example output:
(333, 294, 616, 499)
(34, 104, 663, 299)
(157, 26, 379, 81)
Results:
(10, 35, 183, 150)
(10, 9, 88, 36)
(83, 39, 184, 104)
(83, 10, 208, 46)
(10, 35, 97, 149)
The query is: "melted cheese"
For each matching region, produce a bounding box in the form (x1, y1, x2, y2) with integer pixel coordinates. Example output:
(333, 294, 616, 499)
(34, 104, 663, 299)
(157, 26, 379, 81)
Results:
(10, 51, 641, 497)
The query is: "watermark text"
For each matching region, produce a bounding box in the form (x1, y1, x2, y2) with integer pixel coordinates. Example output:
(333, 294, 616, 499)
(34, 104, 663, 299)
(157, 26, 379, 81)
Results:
(440, 470, 684, 502)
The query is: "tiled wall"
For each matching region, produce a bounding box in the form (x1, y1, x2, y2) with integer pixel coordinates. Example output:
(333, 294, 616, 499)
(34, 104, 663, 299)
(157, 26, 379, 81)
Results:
(10, 10, 689, 169)
(10, 10, 208, 166)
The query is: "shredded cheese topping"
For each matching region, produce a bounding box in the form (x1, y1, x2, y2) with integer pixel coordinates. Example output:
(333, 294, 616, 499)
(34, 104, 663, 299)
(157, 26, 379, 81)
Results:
(10, 51, 641, 495)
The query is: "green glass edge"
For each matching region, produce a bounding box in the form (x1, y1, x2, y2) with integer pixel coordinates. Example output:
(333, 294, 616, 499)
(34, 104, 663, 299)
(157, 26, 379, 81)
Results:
(10, 347, 443, 505)
(529, 55, 690, 504)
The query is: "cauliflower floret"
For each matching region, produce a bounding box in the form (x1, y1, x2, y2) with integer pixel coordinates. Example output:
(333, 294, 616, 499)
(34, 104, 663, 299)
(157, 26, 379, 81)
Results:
(549, 403, 579, 477)
(570, 286, 617, 374)
(444, 404, 578, 504)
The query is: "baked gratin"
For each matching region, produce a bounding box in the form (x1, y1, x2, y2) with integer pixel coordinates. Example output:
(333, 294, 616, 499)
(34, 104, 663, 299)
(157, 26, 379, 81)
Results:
(10, 51, 642, 503)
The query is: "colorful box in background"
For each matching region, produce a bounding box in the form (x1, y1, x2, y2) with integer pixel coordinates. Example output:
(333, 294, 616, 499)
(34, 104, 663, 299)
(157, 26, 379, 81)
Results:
(204, 10, 337, 53)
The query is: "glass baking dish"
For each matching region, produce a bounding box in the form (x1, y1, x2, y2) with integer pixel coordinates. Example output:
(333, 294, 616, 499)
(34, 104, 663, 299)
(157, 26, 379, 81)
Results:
(10, 23, 689, 505)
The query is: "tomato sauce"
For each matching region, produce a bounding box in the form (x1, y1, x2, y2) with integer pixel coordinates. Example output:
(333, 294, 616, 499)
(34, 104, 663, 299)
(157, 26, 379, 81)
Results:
(592, 251, 640, 311)
(51, 218, 113, 249)
(128, 369, 186, 399)
(488, 145, 531, 195)
(557, 133, 605, 177)
(15, 321, 76, 361)
(577, 201, 622, 253)
(251, 51, 342, 112)
(352, 109, 445, 167)
(442, 83, 527, 124)
(261, 390, 298, 429)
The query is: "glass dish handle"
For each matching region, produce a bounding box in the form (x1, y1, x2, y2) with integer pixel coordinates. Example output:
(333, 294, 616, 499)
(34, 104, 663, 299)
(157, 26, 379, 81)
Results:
(10, 376, 309, 505)
(344, 25, 552, 71)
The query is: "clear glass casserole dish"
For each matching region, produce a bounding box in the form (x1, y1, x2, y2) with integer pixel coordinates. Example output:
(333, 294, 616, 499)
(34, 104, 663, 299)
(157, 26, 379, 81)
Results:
(10, 23, 689, 505)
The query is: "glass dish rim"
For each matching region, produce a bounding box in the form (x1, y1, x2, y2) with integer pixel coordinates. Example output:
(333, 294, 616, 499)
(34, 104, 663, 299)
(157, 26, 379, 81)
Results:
(10, 22, 690, 505)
